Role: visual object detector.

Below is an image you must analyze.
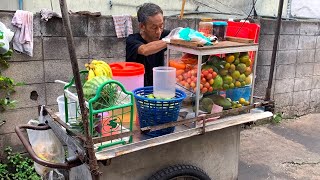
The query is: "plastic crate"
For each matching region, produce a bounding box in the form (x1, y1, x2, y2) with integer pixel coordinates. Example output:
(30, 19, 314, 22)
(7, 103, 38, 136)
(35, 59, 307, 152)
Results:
(226, 21, 261, 62)
(226, 85, 251, 102)
(133, 86, 186, 137)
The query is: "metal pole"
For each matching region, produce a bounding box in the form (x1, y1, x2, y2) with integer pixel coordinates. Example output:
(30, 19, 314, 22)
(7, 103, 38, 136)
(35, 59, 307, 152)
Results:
(58, 0, 100, 179)
(265, 0, 285, 101)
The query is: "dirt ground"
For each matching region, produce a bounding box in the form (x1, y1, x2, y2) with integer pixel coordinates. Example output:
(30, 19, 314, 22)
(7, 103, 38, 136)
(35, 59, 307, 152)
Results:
(239, 113, 320, 180)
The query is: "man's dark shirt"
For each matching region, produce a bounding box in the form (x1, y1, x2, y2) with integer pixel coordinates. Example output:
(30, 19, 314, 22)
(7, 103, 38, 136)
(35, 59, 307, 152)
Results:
(126, 30, 170, 86)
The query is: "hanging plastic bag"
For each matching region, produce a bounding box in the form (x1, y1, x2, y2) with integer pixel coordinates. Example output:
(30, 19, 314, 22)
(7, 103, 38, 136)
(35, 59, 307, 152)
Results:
(0, 22, 14, 54)
(26, 106, 65, 178)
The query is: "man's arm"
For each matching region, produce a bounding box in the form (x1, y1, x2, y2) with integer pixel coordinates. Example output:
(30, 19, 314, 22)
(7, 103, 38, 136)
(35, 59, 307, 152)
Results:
(138, 40, 167, 56)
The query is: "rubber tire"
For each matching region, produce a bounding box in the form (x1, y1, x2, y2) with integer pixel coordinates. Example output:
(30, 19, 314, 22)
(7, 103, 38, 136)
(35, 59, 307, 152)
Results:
(148, 164, 211, 180)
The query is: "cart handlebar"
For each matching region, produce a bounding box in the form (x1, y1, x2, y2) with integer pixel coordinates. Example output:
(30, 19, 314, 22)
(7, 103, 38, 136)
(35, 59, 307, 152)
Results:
(15, 124, 83, 169)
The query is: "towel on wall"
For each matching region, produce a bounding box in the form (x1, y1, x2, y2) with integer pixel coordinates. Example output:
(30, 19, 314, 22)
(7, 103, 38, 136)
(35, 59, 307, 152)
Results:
(11, 10, 33, 57)
(112, 15, 133, 38)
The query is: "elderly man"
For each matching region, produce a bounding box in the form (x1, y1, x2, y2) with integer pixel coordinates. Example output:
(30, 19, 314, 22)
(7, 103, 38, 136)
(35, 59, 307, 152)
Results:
(126, 3, 170, 86)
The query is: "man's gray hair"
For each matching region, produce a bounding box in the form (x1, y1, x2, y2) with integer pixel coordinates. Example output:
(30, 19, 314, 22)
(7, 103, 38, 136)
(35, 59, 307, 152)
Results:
(137, 3, 163, 24)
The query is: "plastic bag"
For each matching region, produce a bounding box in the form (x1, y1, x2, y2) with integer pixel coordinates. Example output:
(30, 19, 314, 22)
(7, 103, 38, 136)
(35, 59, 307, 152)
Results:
(179, 28, 212, 46)
(0, 22, 14, 54)
(26, 106, 65, 178)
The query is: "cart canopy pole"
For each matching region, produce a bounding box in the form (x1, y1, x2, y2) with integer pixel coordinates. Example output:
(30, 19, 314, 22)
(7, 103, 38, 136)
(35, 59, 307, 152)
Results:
(265, 0, 284, 101)
(58, 0, 100, 179)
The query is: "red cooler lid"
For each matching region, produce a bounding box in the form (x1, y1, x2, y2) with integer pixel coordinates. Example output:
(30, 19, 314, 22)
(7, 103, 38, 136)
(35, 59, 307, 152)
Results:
(109, 62, 145, 76)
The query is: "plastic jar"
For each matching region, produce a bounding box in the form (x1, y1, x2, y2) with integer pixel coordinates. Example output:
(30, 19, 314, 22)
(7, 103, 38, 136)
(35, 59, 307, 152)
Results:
(213, 21, 228, 41)
(153, 66, 176, 99)
(198, 21, 213, 36)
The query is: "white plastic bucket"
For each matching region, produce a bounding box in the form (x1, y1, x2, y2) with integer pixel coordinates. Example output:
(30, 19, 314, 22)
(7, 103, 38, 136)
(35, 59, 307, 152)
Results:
(57, 95, 79, 123)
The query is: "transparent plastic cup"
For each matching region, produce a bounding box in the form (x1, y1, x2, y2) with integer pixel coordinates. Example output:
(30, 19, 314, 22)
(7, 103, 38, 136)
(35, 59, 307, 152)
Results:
(153, 66, 176, 99)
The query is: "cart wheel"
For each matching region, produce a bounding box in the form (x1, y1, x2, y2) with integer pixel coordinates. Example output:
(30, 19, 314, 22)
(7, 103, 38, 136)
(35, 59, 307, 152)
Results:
(148, 164, 211, 180)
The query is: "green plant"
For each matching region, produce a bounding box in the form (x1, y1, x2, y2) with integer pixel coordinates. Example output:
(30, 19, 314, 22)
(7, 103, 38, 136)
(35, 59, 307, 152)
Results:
(272, 112, 283, 124)
(0, 49, 23, 112)
(0, 147, 40, 180)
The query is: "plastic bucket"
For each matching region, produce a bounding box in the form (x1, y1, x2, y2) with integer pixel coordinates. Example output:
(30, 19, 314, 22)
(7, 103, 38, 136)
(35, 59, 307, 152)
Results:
(57, 95, 79, 123)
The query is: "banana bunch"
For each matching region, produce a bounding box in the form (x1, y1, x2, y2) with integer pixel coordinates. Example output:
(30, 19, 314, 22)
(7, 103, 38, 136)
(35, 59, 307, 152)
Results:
(85, 60, 113, 80)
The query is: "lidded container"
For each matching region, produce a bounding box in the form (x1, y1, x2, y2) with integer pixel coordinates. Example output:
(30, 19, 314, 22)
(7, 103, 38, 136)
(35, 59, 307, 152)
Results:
(109, 62, 145, 91)
(153, 66, 176, 99)
(212, 21, 228, 41)
(198, 18, 213, 36)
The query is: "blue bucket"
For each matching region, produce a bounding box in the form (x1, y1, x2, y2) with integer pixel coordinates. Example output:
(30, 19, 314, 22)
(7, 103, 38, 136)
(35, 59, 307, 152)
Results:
(226, 86, 251, 101)
(133, 86, 186, 137)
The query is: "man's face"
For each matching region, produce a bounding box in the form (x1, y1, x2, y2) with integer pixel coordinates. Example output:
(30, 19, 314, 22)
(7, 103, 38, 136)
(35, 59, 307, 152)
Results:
(140, 13, 164, 42)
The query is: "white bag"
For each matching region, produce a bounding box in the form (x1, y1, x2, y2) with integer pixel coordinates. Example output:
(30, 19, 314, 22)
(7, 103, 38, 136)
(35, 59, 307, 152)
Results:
(0, 22, 14, 54)
(27, 106, 65, 178)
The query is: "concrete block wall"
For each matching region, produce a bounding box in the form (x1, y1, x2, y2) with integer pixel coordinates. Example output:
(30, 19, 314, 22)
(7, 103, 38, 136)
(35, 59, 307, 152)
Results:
(0, 13, 198, 158)
(256, 18, 320, 118)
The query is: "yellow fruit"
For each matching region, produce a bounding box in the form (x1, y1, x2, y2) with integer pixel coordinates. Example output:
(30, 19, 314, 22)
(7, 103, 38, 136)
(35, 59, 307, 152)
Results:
(246, 59, 252, 67)
(244, 67, 252, 76)
(231, 70, 240, 80)
(219, 69, 228, 76)
(239, 98, 246, 104)
(226, 55, 235, 63)
(236, 104, 243, 108)
(230, 64, 236, 71)
(88, 69, 95, 80)
(245, 76, 252, 85)
(236, 63, 247, 73)
(241, 81, 246, 87)
(223, 75, 233, 84)
(224, 62, 231, 70)
(240, 55, 249, 64)
(244, 101, 250, 106)
(229, 83, 235, 89)
(233, 58, 240, 65)
(235, 81, 241, 87)
(239, 74, 246, 82)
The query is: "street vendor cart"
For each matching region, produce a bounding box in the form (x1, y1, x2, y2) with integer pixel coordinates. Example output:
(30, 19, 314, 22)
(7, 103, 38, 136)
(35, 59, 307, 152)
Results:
(14, 0, 275, 180)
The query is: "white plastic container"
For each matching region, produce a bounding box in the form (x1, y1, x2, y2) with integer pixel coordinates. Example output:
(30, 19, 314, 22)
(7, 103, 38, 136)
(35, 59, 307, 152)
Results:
(57, 95, 79, 123)
(153, 66, 176, 99)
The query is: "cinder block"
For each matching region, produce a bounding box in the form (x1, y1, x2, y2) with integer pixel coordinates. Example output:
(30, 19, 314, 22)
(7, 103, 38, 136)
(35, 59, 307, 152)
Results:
(259, 19, 276, 35)
(10, 84, 46, 109)
(253, 80, 271, 98)
(278, 35, 299, 50)
(295, 63, 314, 77)
(44, 59, 88, 82)
(132, 17, 139, 34)
(294, 78, 312, 91)
(280, 21, 300, 35)
(300, 22, 319, 35)
(276, 50, 297, 65)
(11, 37, 43, 61)
(315, 49, 320, 62)
(45, 83, 66, 105)
(33, 13, 41, 37)
(41, 15, 88, 37)
(298, 36, 316, 49)
(293, 90, 310, 105)
(314, 64, 320, 76)
(312, 76, 320, 89)
(316, 36, 320, 49)
(258, 35, 274, 51)
(89, 37, 125, 58)
(274, 78, 294, 94)
(291, 103, 311, 117)
(275, 64, 295, 79)
(0, 133, 26, 158)
(310, 89, 320, 110)
(103, 57, 126, 63)
(0, 12, 17, 32)
(88, 16, 116, 37)
(297, 50, 315, 63)
(0, 107, 38, 134)
(164, 18, 196, 31)
(274, 106, 294, 119)
(255, 65, 270, 81)
(43, 37, 89, 59)
(274, 92, 293, 107)
(2, 61, 44, 84)
(257, 50, 272, 66)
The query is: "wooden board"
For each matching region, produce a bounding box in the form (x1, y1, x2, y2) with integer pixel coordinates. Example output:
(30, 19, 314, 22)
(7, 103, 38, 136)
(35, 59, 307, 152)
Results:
(169, 39, 258, 50)
(226, 36, 254, 43)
